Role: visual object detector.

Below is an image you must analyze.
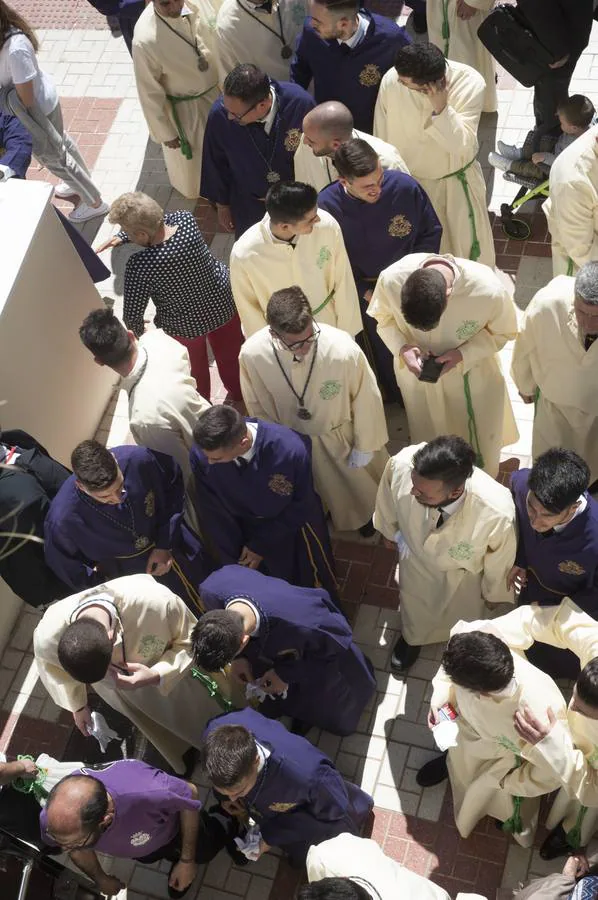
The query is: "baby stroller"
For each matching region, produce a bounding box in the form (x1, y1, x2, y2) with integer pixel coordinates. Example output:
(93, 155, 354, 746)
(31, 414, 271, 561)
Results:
(498, 175, 549, 241)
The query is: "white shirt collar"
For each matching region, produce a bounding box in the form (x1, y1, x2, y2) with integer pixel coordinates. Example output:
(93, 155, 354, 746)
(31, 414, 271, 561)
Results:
(226, 597, 261, 634)
(337, 11, 368, 48)
(236, 421, 258, 465)
(257, 86, 277, 135)
(554, 494, 587, 532)
(438, 490, 467, 520)
(255, 740, 271, 772)
(180, 4, 192, 16)
(121, 346, 148, 390)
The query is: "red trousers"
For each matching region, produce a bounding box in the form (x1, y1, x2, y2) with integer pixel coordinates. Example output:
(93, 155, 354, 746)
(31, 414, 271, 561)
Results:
(174, 314, 243, 402)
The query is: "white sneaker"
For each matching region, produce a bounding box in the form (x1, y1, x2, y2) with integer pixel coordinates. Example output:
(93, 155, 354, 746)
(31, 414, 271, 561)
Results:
(69, 201, 109, 223)
(497, 141, 523, 161)
(488, 151, 511, 173)
(54, 181, 77, 198)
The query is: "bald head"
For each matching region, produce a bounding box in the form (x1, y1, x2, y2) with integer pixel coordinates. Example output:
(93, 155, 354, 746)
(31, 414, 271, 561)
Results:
(302, 102, 355, 157)
(45, 774, 110, 847)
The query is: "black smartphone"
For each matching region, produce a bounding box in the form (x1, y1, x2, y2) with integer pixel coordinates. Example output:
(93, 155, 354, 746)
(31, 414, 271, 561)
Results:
(419, 356, 444, 383)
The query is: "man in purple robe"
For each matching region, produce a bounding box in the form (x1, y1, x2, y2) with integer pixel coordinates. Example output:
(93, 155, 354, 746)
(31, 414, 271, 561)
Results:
(44, 440, 211, 614)
(190, 405, 337, 599)
(200, 64, 315, 238)
(201, 707, 373, 867)
(318, 138, 441, 402)
(193, 565, 375, 735)
(509, 447, 598, 677)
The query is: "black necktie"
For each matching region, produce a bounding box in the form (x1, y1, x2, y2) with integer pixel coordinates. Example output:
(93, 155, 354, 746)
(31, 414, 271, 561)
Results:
(585, 334, 597, 351)
(236, 457, 248, 470)
(338, 42, 351, 55)
(436, 508, 444, 528)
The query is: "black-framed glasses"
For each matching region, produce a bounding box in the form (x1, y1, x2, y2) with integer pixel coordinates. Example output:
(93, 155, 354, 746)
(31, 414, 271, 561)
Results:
(271, 324, 321, 352)
(225, 99, 261, 123)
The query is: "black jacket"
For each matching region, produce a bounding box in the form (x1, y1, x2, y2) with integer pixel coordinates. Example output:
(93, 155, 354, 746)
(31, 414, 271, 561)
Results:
(518, 0, 594, 58)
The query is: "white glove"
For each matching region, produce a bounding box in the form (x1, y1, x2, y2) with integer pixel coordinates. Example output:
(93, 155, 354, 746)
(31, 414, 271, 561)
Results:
(245, 680, 288, 703)
(86, 711, 121, 754)
(348, 448, 374, 468)
(234, 823, 263, 860)
(0, 164, 15, 182)
(394, 530, 411, 561)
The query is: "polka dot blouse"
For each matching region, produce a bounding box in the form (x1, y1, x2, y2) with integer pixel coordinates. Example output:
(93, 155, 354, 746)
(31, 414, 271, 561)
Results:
(121, 210, 237, 339)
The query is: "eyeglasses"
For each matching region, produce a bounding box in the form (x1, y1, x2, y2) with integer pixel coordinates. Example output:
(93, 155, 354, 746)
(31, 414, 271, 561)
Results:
(49, 825, 101, 852)
(272, 324, 320, 352)
(225, 99, 261, 123)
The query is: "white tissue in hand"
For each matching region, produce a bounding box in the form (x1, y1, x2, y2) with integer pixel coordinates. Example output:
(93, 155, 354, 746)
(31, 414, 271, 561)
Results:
(234, 824, 263, 861)
(432, 719, 459, 752)
(348, 449, 373, 468)
(245, 680, 288, 702)
(86, 712, 120, 753)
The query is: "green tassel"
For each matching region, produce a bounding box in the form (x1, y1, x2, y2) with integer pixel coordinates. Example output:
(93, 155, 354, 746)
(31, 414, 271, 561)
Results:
(502, 795, 523, 834)
(11, 755, 49, 803)
(191, 668, 236, 713)
(566, 805, 587, 850)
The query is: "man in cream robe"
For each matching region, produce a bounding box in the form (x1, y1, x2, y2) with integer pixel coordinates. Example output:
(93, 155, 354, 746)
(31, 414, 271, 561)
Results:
(294, 100, 409, 192)
(369, 252, 518, 478)
(132, 0, 220, 198)
(239, 316, 388, 532)
(374, 47, 495, 267)
(33, 575, 230, 774)
(230, 204, 362, 338)
(511, 268, 598, 484)
(305, 833, 486, 900)
(427, 0, 497, 113)
(427, 622, 568, 847)
(543, 125, 598, 277)
(373, 439, 516, 658)
(215, 0, 307, 84)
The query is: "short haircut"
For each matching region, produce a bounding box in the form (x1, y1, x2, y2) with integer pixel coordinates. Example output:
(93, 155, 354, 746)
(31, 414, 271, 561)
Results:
(57, 619, 113, 683)
(79, 308, 133, 366)
(575, 261, 598, 306)
(394, 42, 446, 84)
(266, 286, 313, 334)
(71, 440, 118, 490)
(576, 658, 598, 710)
(191, 610, 245, 671)
(265, 181, 318, 226)
(298, 880, 371, 900)
(401, 267, 448, 330)
(442, 632, 514, 693)
(558, 94, 595, 129)
(312, 0, 359, 16)
(333, 138, 379, 180)
(193, 406, 246, 452)
(528, 448, 590, 514)
(108, 191, 163, 234)
(412, 435, 476, 489)
(201, 724, 258, 788)
(223, 64, 270, 106)
(46, 774, 109, 831)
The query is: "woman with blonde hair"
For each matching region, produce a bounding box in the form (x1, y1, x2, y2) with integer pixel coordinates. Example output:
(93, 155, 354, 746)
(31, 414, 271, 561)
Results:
(0, 1, 108, 221)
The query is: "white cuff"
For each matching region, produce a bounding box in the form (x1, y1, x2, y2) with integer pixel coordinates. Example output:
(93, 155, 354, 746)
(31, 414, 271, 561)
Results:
(348, 449, 374, 468)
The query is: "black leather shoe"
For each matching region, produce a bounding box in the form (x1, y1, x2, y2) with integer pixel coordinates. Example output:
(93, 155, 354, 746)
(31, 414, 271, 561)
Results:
(416, 752, 448, 787)
(540, 823, 572, 860)
(359, 519, 376, 538)
(390, 636, 421, 674)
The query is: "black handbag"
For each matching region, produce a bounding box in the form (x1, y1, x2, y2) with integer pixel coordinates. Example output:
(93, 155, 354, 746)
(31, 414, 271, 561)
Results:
(477, 4, 556, 87)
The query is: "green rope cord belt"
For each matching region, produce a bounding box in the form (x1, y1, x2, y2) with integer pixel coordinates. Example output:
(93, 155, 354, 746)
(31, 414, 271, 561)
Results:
(533, 385, 541, 418)
(463, 371, 484, 469)
(11, 756, 49, 803)
(441, 0, 450, 56)
(566, 804, 588, 850)
(566, 257, 574, 276)
(502, 794, 524, 834)
(191, 667, 235, 712)
(166, 85, 217, 160)
(441, 157, 481, 261)
(312, 289, 335, 316)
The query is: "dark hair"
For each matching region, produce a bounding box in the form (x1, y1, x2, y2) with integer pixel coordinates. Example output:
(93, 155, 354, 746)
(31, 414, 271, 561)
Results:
(442, 632, 514, 693)
(333, 139, 379, 180)
(557, 94, 595, 129)
(57, 619, 113, 684)
(401, 268, 448, 330)
(71, 440, 118, 490)
(265, 181, 318, 226)
(576, 659, 598, 710)
(412, 436, 476, 489)
(394, 43, 446, 84)
(266, 286, 313, 334)
(193, 406, 247, 452)
(0, 1, 39, 52)
(528, 448, 590, 514)
(191, 610, 245, 671)
(201, 725, 258, 788)
(79, 309, 133, 366)
(46, 774, 109, 831)
(299, 880, 371, 900)
(223, 64, 270, 106)
(311, 0, 359, 14)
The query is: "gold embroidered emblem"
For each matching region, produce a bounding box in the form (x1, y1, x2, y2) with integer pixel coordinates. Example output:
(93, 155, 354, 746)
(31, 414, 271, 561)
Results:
(144, 491, 155, 517)
(268, 802, 298, 812)
(388, 214, 412, 238)
(359, 64, 382, 87)
(268, 474, 293, 497)
(558, 560, 586, 576)
(284, 128, 301, 152)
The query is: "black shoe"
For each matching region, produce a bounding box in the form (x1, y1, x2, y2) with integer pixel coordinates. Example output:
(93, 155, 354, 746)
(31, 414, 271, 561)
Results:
(416, 752, 448, 787)
(359, 518, 376, 538)
(540, 823, 572, 860)
(290, 718, 312, 737)
(390, 636, 421, 674)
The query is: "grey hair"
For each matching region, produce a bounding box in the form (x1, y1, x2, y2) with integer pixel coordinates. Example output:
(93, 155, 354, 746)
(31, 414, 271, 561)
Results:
(575, 261, 598, 305)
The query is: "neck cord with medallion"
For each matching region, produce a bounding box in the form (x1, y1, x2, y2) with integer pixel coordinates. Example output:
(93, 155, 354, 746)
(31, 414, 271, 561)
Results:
(155, 11, 210, 70)
(246, 111, 282, 184)
(237, 0, 294, 58)
(77, 490, 151, 551)
(272, 342, 318, 420)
